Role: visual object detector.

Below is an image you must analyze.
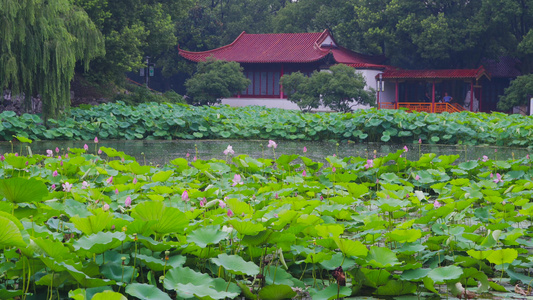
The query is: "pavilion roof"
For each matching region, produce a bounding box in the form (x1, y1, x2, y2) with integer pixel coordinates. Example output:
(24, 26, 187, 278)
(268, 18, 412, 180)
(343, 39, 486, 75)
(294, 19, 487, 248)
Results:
(179, 30, 388, 68)
(380, 66, 490, 81)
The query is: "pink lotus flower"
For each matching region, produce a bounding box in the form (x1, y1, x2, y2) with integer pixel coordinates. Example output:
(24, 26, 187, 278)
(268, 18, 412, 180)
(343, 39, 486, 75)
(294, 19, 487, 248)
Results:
(0, 155, 4, 161)
(275, 193, 279, 199)
(82, 181, 89, 189)
(418, 138, 422, 144)
(62, 182, 72, 192)
(55, 147, 60, 153)
(433, 200, 442, 208)
(125, 196, 132, 207)
(490, 173, 494, 178)
(60, 161, 63, 166)
(320, 195, 324, 200)
(46, 150, 53, 157)
(527, 154, 530, 160)
(223, 145, 235, 155)
(303, 146, 307, 153)
(182, 190, 189, 202)
(98, 148, 102, 155)
(186, 152, 190, 158)
(232, 174, 243, 186)
(58, 156, 61, 160)
(267, 140, 277, 149)
(51, 184, 56, 190)
(65, 154, 68, 159)
(106, 176, 113, 184)
(227, 209, 234, 217)
(193, 156, 197, 161)
(364, 159, 374, 169)
(332, 167, 336, 173)
(493, 173, 503, 183)
(94, 137, 99, 143)
(103, 204, 110, 211)
(115, 188, 119, 195)
(200, 197, 207, 207)
(302, 170, 307, 177)
(14, 153, 18, 156)
(133, 177, 138, 184)
(53, 170, 58, 177)
(403, 146, 408, 152)
(482, 155, 488, 162)
(218, 200, 226, 208)
(415, 174, 420, 181)
(83, 144, 89, 151)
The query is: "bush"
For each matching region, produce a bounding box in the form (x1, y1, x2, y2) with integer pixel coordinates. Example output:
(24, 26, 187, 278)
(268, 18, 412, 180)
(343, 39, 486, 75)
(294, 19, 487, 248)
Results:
(112, 86, 185, 105)
(185, 58, 250, 106)
(497, 74, 533, 111)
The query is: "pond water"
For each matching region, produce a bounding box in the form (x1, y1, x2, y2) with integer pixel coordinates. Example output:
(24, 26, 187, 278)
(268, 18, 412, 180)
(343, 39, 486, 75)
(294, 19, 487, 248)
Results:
(1, 139, 529, 165)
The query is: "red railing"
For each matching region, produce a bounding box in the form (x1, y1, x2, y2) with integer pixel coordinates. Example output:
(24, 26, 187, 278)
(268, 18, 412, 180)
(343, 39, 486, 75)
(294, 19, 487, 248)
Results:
(379, 102, 467, 113)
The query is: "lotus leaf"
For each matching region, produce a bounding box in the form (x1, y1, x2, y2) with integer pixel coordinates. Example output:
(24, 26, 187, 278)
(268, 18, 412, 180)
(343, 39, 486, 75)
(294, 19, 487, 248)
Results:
(70, 210, 113, 235)
(227, 220, 265, 235)
(92, 291, 127, 300)
(211, 253, 260, 276)
(334, 238, 368, 258)
(0, 216, 25, 247)
(73, 231, 126, 254)
(0, 177, 48, 203)
(374, 280, 417, 296)
(365, 246, 400, 268)
(309, 284, 350, 300)
(163, 266, 212, 290)
(486, 248, 518, 265)
(125, 283, 172, 300)
(131, 201, 188, 234)
(427, 265, 463, 283)
(187, 225, 229, 248)
(259, 284, 297, 300)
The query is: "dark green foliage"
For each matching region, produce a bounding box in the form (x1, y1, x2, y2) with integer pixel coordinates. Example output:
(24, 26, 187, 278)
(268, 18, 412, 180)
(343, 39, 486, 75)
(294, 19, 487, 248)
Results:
(112, 87, 185, 105)
(2, 103, 533, 147)
(0, 0, 104, 121)
(281, 65, 375, 112)
(497, 74, 533, 111)
(185, 58, 251, 106)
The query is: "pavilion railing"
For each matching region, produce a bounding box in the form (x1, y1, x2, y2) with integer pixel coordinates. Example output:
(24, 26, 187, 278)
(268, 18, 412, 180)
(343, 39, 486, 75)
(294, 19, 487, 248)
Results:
(379, 102, 468, 113)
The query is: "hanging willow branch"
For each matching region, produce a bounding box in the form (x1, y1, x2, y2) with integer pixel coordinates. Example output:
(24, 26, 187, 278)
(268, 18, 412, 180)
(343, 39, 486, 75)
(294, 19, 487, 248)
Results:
(0, 0, 104, 121)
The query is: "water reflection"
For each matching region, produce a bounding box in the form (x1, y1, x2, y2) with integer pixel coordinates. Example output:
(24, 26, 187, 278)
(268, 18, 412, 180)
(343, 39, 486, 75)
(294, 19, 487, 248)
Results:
(1, 140, 529, 165)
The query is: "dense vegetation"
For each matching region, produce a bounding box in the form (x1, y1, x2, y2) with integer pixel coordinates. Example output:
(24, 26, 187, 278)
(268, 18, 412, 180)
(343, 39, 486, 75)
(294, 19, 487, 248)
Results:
(0, 103, 532, 148)
(1, 141, 533, 299)
(5, 0, 533, 116)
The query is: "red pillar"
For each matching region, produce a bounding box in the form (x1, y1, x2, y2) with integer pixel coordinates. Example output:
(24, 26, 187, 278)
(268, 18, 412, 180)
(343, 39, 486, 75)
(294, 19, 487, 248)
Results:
(431, 81, 435, 113)
(377, 90, 380, 109)
(470, 81, 474, 112)
(280, 64, 284, 99)
(395, 80, 399, 109)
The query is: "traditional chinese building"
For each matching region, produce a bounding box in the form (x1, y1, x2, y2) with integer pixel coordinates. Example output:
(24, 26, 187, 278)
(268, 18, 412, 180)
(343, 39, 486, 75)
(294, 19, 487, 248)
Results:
(179, 30, 389, 99)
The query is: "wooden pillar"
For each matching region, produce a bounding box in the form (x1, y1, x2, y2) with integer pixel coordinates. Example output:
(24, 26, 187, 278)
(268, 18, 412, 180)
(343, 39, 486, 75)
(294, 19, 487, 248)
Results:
(431, 81, 435, 113)
(280, 64, 284, 99)
(395, 80, 399, 109)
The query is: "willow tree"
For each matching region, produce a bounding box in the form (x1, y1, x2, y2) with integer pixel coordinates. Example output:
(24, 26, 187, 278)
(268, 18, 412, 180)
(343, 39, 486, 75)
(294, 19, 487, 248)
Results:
(0, 0, 104, 121)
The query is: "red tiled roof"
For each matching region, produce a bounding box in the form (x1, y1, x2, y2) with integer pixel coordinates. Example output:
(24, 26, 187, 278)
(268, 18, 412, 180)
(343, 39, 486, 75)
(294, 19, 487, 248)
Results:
(380, 66, 490, 80)
(179, 30, 389, 68)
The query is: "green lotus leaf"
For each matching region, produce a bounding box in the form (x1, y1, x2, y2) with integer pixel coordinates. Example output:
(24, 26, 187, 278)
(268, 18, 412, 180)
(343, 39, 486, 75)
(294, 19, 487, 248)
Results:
(14, 135, 32, 143)
(152, 170, 173, 182)
(365, 246, 400, 268)
(375, 279, 417, 296)
(227, 220, 265, 236)
(264, 265, 302, 287)
(163, 266, 213, 290)
(320, 253, 356, 271)
(427, 265, 463, 283)
(304, 251, 332, 264)
(0, 177, 48, 203)
(458, 161, 478, 170)
(315, 224, 344, 238)
(73, 231, 126, 254)
(399, 268, 430, 281)
(136, 254, 186, 271)
(92, 291, 127, 300)
(131, 201, 188, 234)
(333, 238, 368, 258)
(343, 183, 369, 199)
(100, 261, 135, 282)
(227, 198, 253, 217)
(99, 147, 135, 161)
(309, 284, 350, 300)
(210, 253, 260, 276)
(188, 225, 228, 248)
(486, 248, 518, 265)
(150, 186, 174, 194)
(35, 273, 69, 287)
(128, 161, 152, 175)
(169, 158, 190, 170)
(387, 229, 422, 243)
(71, 209, 113, 235)
(33, 237, 76, 259)
(259, 284, 297, 300)
(466, 249, 491, 260)
(0, 289, 24, 299)
(0, 211, 23, 230)
(360, 268, 391, 288)
(125, 283, 172, 300)
(0, 216, 25, 248)
(175, 282, 240, 300)
(61, 262, 116, 288)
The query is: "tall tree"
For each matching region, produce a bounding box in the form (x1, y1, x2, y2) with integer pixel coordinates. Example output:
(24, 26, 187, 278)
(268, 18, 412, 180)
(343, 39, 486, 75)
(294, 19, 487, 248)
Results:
(0, 0, 104, 120)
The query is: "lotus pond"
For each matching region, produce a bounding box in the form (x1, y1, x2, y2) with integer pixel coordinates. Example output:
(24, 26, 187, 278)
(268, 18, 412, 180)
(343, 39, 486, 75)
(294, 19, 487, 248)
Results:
(1, 139, 533, 300)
